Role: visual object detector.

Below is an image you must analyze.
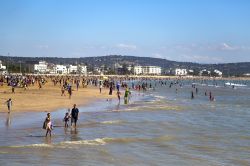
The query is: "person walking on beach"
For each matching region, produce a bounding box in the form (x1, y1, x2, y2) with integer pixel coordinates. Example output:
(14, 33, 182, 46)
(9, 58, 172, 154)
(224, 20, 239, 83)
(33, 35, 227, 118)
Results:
(71, 104, 79, 127)
(11, 85, 15, 93)
(61, 86, 66, 96)
(6, 98, 12, 113)
(99, 81, 103, 94)
(109, 84, 113, 95)
(43, 113, 52, 137)
(68, 85, 72, 99)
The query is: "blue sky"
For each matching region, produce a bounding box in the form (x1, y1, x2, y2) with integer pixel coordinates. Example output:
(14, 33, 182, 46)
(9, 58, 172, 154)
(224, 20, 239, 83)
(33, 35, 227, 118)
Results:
(0, 0, 250, 63)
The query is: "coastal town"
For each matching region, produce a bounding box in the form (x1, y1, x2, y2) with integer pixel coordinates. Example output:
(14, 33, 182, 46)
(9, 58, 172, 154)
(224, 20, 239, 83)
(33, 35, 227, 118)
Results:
(0, 58, 224, 77)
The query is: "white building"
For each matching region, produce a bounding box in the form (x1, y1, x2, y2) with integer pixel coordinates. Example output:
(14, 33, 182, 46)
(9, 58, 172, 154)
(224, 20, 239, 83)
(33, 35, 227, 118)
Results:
(49, 64, 87, 75)
(0, 60, 6, 70)
(34, 61, 47, 73)
(174, 69, 187, 76)
(67, 65, 78, 74)
(134, 66, 161, 75)
(77, 65, 87, 76)
(214, 69, 223, 77)
(199, 69, 211, 76)
(134, 66, 143, 75)
(54, 65, 67, 74)
(127, 65, 132, 71)
(68, 65, 87, 75)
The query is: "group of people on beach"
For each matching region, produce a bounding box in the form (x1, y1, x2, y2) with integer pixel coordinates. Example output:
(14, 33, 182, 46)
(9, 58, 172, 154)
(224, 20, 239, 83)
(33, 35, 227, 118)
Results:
(43, 104, 79, 137)
(2, 74, 233, 138)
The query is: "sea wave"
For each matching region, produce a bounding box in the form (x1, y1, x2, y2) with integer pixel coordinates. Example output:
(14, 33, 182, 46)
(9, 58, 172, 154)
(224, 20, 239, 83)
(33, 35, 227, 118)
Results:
(6, 135, 175, 149)
(61, 138, 107, 146)
(9, 143, 53, 148)
(100, 120, 124, 124)
(122, 105, 182, 112)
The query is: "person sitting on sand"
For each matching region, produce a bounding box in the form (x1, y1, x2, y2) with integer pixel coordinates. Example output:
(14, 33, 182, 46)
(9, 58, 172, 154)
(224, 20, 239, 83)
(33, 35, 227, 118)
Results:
(43, 113, 52, 137)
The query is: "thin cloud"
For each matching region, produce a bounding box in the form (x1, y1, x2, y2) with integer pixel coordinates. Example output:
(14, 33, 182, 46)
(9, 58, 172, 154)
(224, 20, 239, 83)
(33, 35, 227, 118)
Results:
(116, 43, 137, 50)
(37, 45, 49, 49)
(177, 54, 223, 63)
(152, 53, 164, 58)
(219, 43, 236, 51)
(219, 43, 250, 51)
(160, 42, 250, 53)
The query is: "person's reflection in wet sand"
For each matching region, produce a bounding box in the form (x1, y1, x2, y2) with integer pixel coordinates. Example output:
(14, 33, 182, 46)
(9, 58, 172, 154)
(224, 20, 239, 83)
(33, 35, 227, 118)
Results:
(70, 128, 81, 141)
(115, 102, 120, 111)
(5, 113, 11, 127)
(44, 136, 52, 144)
(70, 127, 78, 135)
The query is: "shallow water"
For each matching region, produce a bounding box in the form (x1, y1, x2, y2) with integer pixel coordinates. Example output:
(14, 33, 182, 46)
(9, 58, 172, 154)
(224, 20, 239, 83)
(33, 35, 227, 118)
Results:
(0, 80, 250, 166)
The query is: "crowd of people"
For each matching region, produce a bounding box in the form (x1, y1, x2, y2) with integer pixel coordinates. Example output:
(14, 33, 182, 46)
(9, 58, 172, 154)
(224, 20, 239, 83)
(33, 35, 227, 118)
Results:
(1, 74, 223, 137)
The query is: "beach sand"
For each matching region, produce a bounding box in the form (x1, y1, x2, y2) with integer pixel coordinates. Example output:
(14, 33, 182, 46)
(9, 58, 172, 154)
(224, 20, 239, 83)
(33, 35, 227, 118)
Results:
(0, 82, 114, 113)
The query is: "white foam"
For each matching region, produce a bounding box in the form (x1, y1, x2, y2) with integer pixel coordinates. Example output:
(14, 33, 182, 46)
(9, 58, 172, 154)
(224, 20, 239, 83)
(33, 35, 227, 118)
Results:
(9, 138, 107, 148)
(10, 143, 53, 148)
(60, 138, 107, 146)
(8, 135, 175, 149)
(154, 95, 165, 99)
(100, 120, 124, 124)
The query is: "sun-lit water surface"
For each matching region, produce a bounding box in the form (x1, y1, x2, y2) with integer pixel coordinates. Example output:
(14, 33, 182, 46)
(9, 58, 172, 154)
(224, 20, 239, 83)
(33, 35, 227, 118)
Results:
(0, 79, 250, 166)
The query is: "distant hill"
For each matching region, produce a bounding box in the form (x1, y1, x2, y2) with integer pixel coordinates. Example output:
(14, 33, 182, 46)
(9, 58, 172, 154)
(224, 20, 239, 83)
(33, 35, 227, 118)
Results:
(0, 55, 250, 76)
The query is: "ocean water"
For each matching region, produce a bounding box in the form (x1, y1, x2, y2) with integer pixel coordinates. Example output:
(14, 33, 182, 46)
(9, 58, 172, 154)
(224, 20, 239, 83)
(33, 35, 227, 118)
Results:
(0, 79, 250, 166)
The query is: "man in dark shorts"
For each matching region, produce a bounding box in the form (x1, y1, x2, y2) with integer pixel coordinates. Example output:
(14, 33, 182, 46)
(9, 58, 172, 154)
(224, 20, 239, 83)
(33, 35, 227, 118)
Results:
(71, 104, 79, 127)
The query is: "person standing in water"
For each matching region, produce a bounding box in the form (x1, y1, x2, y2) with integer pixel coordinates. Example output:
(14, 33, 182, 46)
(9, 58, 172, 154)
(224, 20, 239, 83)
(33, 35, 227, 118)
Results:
(209, 91, 212, 101)
(124, 88, 129, 104)
(71, 104, 79, 128)
(191, 91, 194, 99)
(209, 91, 215, 101)
(63, 111, 70, 128)
(43, 113, 52, 137)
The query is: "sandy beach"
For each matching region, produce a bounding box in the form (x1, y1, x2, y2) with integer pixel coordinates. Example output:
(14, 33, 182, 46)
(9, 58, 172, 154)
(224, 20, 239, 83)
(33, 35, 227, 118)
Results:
(0, 81, 114, 113)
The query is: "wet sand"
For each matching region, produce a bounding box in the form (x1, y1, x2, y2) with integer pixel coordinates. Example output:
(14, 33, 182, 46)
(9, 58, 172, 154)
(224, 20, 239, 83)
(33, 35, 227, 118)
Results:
(0, 81, 114, 113)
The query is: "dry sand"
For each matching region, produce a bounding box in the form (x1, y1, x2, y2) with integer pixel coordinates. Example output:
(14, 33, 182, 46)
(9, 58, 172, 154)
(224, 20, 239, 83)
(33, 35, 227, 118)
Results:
(0, 82, 115, 113)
